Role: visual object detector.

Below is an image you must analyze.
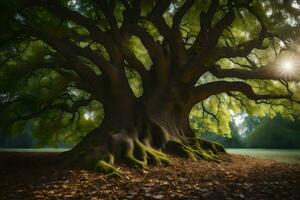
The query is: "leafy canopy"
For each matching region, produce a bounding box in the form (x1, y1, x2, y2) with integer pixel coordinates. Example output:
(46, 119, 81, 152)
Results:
(0, 0, 300, 145)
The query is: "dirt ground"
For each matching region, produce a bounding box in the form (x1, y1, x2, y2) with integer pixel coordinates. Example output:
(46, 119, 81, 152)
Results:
(0, 152, 299, 200)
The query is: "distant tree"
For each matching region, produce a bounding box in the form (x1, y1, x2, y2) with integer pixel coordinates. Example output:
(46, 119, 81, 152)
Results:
(200, 122, 244, 148)
(1, 0, 300, 173)
(245, 116, 300, 148)
(0, 127, 34, 148)
(241, 116, 260, 135)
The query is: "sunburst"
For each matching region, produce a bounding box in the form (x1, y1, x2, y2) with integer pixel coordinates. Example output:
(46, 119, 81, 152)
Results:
(277, 57, 300, 78)
(281, 60, 294, 73)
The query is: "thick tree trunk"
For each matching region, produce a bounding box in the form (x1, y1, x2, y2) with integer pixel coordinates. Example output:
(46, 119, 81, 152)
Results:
(59, 85, 225, 176)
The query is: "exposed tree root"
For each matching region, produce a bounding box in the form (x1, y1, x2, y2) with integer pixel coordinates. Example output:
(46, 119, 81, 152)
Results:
(194, 137, 226, 154)
(97, 139, 171, 176)
(60, 126, 226, 178)
(166, 138, 224, 162)
(95, 160, 122, 178)
(129, 140, 170, 167)
(94, 138, 224, 178)
(85, 137, 171, 178)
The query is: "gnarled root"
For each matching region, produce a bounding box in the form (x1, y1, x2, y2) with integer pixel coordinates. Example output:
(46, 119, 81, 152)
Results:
(96, 159, 122, 178)
(195, 137, 226, 154)
(96, 138, 171, 177)
(123, 140, 170, 168)
(60, 127, 225, 178)
(116, 139, 170, 169)
(166, 137, 225, 162)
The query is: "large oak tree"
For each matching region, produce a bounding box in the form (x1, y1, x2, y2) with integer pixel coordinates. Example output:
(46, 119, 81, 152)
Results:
(1, 0, 300, 174)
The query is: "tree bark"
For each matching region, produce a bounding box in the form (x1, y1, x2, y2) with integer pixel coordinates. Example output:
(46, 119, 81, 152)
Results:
(59, 83, 225, 175)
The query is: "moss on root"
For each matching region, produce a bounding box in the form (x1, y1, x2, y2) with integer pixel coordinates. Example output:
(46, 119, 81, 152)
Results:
(123, 140, 170, 168)
(93, 139, 171, 177)
(166, 140, 197, 160)
(95, 160, 122, 178)
(94, 137, 225, 177)
(124, 153, 146, 168)
(166, 139, 223, 162)
(135, 140, 170, 166)
(194, 137, 226, 153)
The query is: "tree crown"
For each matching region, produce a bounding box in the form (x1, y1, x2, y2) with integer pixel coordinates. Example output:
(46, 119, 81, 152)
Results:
(0, 0, 300, 145)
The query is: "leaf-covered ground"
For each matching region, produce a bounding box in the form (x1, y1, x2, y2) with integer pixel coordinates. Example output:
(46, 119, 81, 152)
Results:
(0, 152, 299, 200)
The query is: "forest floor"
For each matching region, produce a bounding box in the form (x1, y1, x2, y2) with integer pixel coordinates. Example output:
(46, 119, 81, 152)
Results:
(0, 152, 299, 200)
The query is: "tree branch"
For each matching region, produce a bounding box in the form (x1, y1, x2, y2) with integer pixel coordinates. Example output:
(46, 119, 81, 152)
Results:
(125, 24, 169, 84)
(120, 44, 149, 83)
(147, 0, 171, 39)
(121, 0, 142, 23)
(170, 0, 195, 67)
(95, 0, 118, 32)
(20, 0, 123, 67)
(8, 96, 93, 125)
(209, 64, 300, 82)
(190, 80, 294, 105)
(190, 0, 219, 52)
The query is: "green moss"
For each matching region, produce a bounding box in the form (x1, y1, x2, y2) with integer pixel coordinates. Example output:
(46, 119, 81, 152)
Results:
(124, 153, 146, 169)
(121, 140, 171, 168)
(94, 138, 223, 176)
(133, 141, 147, 161)
(134, 140, 170, 166)
(95, 160, 122, 178)
(166, 140, 198, 161)
(191, 137, 226, 154)
(166, 139, 221, 162)
(214, 142, 226, 153)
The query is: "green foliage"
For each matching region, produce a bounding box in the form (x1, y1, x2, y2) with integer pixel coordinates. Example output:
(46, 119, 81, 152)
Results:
(125, 67, 143, 97)
(128, 36, 152, 70)
(201, 115, 300, 149)
(245, 116, 300, 148)
(0, 0, 300, 146)
(0, 39, 103, 146)
(95, 160, 122, 178)
(190, 96, 232, 136)
(31, 100, 103, 146)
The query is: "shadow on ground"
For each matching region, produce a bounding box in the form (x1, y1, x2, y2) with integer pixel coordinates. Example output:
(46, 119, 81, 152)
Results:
(0, 152, 300, 200)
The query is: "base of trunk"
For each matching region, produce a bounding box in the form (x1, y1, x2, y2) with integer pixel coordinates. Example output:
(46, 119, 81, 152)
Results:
(166, 138, 225, 162)
(58, 118, 226, 177)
